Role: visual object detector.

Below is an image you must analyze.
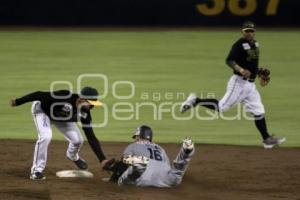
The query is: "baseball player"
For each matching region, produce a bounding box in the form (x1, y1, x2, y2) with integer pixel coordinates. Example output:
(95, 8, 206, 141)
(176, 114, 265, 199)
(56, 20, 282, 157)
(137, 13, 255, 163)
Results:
(10, 87, 108, 180)
(180, 21, 285, 149)
(103, 125, 195, 188)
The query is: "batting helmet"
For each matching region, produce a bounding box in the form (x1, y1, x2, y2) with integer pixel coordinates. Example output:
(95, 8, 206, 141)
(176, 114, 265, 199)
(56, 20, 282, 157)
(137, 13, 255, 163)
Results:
(132, 125, 153, 142)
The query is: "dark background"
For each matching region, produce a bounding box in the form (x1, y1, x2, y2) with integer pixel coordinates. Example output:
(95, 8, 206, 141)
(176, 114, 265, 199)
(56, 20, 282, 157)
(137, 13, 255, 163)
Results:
(0, 0, 299, 26)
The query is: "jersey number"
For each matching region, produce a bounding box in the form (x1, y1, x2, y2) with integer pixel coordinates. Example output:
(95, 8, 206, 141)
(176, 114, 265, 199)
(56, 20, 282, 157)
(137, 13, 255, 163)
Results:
(147, 148, 163, 161)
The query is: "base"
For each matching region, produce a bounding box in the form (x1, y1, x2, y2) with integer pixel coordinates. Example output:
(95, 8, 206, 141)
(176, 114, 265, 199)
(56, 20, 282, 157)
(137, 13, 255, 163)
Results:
(56, 170, 94, 178)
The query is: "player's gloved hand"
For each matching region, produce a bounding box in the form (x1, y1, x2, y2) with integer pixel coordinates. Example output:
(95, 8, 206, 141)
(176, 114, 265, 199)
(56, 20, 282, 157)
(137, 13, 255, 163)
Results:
(9, 99, 16, 107)
(102, 158, 129, 183)
(258, 67, 270, 87)
(239, 68, 252, 79)
(259, 78, 270, 87)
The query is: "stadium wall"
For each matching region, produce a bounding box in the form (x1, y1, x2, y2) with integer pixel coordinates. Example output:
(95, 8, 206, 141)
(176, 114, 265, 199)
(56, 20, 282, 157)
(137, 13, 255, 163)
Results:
(0, 0, 299, 26)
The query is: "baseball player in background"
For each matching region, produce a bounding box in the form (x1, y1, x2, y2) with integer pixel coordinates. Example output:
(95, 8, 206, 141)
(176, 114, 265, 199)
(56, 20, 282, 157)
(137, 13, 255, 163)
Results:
(10, 87, 108, 180)
(181, 21, 285, 149)
(103, 125, 194, 188)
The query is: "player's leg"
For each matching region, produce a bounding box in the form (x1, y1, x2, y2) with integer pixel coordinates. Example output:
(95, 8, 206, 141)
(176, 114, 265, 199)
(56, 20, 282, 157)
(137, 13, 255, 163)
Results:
(168, 138, 195, 186)
(243, 85, 286, 148)
(118, 166, 141, 186)
(181, 75, 243, 113)
(180, 93, 219, 113)
(53, 122, 88, 169)
(118, 156, 149, 186)
(31, 101, 52, 180)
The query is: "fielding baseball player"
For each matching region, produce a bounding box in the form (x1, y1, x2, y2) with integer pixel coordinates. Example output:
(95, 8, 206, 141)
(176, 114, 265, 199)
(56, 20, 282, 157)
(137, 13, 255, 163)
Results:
(181, 21, 285, 149)
(103, 125, 194, 187)
(10, 87, 107, 180)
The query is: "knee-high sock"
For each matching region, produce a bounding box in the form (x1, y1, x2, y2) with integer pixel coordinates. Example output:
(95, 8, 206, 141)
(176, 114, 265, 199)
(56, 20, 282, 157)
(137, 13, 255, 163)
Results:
(195, 98, 219, 111)
(254, 116, 270, 140)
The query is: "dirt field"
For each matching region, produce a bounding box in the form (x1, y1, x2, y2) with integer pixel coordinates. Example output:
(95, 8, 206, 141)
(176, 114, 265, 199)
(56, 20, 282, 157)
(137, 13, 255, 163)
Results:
(1, 140, 300, 200)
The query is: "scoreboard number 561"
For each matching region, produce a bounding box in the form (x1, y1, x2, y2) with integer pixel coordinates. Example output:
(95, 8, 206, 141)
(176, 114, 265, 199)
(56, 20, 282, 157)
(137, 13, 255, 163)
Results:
(196, 0, 280, 16)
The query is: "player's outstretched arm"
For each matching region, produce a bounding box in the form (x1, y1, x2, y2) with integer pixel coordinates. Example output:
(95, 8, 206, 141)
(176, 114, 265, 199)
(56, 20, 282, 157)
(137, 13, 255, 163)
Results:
(10, 91, 48, 107)
(81, 118, 107, 165)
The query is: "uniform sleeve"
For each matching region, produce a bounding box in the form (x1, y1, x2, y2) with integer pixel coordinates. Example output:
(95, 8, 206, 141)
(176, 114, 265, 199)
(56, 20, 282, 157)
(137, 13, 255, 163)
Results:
(52, 90, 72, 98)
(226, 42, 241, 68)
(81, 113, 106, 162)
(15, 91, 49, 106)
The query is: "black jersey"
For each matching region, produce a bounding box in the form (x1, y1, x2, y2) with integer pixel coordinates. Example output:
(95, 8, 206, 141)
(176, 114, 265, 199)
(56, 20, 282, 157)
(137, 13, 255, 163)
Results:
(226, 38, 260, 80)
(15, 90, 106, 161)
(16, 90, 90, 123)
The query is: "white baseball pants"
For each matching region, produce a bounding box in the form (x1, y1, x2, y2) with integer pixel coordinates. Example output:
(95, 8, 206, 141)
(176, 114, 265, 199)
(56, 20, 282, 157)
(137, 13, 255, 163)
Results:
(218, 75, 265, 116)
(31, 101, 83, 173)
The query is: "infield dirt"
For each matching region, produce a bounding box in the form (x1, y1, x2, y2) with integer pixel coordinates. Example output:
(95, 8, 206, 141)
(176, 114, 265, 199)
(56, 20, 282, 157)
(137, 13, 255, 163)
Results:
(1, 140, 299, 200)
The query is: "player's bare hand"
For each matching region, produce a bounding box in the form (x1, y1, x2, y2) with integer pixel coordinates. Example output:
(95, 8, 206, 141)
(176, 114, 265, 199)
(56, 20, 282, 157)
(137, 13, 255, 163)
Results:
(240, 69, 251, 79)
(101, 159, 109, 168)
(10, 99, 16, 107)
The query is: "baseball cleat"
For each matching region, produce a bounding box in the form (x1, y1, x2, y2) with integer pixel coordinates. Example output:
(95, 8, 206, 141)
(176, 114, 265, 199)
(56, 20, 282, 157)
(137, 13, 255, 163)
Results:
(123, 155, 149, 165)
(73, 158, 88, 170)
(180, 93, 197, 113)
(30, 172, 46, 180)
(182, 138, 194, 154)
(263, 136, 286, 149)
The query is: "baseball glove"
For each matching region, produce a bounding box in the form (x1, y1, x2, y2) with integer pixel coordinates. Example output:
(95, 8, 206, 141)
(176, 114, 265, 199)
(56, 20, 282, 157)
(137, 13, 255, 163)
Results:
(102, 158, 129, 182)
(257, 67, 271, 87)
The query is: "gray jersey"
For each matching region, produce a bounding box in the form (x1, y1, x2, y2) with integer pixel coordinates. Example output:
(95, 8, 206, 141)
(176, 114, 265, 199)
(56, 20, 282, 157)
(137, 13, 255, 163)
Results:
(121, 140, 193, 187)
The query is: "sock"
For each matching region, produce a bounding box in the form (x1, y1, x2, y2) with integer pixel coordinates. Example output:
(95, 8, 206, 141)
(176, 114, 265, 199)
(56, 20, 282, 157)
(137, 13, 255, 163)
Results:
(195, 98, 219, 111)
(254, 115, 270, 140)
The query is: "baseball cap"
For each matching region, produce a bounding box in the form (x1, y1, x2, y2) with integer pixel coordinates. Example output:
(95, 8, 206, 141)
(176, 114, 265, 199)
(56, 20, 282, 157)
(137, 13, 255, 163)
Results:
(80, 87, 103, 107)
(242, 21, 256, 32)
